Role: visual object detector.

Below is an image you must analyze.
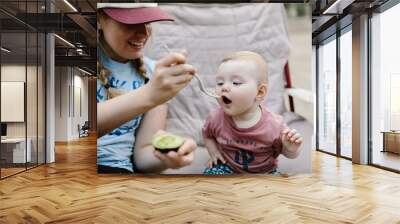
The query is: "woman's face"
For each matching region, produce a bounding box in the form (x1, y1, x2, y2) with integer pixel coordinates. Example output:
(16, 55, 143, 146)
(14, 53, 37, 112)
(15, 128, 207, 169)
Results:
(100, 15, 150, 61)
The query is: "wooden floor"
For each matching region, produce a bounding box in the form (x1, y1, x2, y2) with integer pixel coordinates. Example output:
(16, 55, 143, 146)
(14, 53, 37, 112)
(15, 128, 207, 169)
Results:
(1, 135, 400, 223)
(1, 163, 45, 178)
(372, 151, 400, 171)
(1, 167, 26, 178)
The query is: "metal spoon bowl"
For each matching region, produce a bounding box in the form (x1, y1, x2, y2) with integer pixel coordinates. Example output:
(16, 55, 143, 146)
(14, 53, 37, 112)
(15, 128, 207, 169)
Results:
(192, 75, 219, 98)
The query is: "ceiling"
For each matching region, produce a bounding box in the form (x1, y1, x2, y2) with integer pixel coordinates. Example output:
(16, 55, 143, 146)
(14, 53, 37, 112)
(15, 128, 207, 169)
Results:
(0, 0, 97, 74)
(311, 0, 390, 44)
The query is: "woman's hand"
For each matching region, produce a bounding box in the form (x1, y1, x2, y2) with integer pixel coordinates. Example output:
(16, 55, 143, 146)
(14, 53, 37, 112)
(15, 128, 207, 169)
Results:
(153, 138, 196, 169)
(145, 50, 197, 105)
(97, 51, 195, 138)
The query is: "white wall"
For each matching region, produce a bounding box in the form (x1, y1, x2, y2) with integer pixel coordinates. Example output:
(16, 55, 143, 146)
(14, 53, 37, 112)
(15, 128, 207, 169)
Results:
(1, 82, 25, 122)
(55, 67, 89, 141)
(1, 65, 26, 141)
(1, 65, 38, 138)
(55, 66, 69, 141)
(1, 64, 46, 164)
(71, 72, 89, 138)
(1, 66, 26, 130)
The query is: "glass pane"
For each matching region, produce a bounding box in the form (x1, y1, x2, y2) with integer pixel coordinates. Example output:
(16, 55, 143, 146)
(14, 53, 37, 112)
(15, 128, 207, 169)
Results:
(27, 31, 38, 169)
(318, 37, 337, 154)
(27, 0, 39, 169)
(1, 30, 27, 177)
(0, 0, 46, 178)
(38, 32, 45, 165)
(340, 29, 352, 158)
(371, 4, 400, 171)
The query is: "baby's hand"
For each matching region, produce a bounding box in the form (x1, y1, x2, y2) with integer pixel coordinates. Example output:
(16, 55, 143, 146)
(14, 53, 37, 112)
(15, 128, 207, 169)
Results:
(153, 138, 196, 169)
(206, 146, 226, 168)
(281, 128, 303, 146)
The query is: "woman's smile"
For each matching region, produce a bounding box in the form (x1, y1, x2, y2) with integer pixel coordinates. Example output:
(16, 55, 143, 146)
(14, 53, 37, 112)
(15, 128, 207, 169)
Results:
(128, 40, 145, 50)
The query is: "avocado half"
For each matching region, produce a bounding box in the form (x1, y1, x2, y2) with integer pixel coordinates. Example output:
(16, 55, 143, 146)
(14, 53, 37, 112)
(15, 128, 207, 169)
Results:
(152, 133, 184, 153)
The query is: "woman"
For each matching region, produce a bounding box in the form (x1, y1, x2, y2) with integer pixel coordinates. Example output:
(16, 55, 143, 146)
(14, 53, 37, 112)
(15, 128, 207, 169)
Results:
(97, 3, 197, 173)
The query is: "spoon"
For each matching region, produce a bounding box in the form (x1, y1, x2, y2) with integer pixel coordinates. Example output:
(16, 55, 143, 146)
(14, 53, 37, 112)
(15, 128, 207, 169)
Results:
(162, 44, 219, 98)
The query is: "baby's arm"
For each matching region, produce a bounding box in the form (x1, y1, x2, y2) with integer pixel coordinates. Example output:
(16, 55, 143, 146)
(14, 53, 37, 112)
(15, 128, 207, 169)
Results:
(202, 110, 226, 167)
(280, 128, 303, 159)
(204, 137, 226, 167)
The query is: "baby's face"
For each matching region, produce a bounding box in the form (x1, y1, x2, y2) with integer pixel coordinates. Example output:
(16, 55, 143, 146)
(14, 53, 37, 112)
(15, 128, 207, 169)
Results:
(215, 60, 262, 116)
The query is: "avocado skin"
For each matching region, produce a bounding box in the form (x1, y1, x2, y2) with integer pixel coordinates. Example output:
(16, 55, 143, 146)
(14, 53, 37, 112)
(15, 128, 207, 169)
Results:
(154, 147, 180, 154)
(152, 134, 184, 154)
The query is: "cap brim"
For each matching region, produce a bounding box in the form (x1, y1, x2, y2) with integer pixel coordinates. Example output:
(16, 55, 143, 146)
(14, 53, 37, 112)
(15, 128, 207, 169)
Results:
(103, 7, 174, 25)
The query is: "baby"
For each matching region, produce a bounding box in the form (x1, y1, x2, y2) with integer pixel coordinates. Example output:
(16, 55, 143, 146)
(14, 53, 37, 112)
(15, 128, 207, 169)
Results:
(202, 51, 303, 174)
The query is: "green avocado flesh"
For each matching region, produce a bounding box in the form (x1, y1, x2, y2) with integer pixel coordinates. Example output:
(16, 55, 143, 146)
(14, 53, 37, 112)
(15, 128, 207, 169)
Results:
(152, 134, 184, 152)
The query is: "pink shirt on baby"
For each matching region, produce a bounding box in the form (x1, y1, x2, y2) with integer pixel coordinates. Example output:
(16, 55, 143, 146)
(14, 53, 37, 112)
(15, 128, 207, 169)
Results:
(202, 106, 287, 173)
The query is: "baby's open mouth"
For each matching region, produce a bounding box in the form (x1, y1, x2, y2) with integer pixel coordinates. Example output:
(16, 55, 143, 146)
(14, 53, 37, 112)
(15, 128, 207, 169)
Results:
(222, 96, 232, 104)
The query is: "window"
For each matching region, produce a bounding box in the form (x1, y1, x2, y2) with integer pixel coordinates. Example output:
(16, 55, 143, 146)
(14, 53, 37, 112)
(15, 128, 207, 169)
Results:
(317, 36, 337, 154)
(339, 28, 352, 158)
(370, 2, 400, 171)
(0, 0, 47, 179)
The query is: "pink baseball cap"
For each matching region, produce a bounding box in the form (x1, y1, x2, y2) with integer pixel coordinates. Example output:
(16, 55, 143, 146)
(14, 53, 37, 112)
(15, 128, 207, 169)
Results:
(97, 3, 174, 25)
